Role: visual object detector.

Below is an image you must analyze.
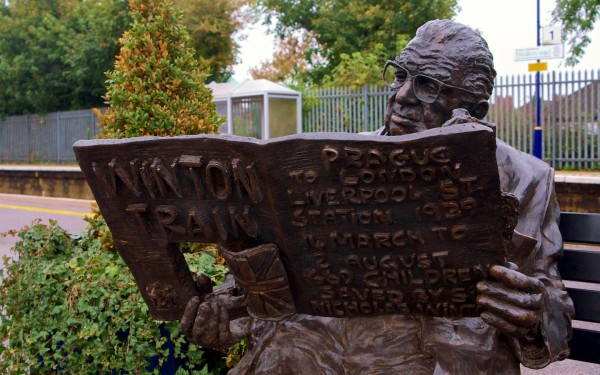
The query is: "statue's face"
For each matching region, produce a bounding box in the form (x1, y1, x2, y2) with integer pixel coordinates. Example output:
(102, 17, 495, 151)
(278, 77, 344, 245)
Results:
(383, 40, 470, 135)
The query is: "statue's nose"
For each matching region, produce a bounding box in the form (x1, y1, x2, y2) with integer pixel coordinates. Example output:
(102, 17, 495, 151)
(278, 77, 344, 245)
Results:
(394, 79, 419, 105)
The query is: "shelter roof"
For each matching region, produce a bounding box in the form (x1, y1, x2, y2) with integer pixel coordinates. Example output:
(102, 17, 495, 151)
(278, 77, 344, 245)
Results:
(208, 79, 300, 100)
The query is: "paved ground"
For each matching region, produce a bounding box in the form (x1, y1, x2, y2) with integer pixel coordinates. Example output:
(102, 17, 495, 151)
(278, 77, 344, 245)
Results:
(521, 356, 600, 375)
(0, 193, 92, 266)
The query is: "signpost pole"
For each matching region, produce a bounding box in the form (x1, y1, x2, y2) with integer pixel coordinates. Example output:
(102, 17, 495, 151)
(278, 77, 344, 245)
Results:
(533, 0, 543, 159)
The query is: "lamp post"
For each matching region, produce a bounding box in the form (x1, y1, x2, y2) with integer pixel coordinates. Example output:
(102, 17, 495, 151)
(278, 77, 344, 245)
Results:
(533, 0, 543, 159)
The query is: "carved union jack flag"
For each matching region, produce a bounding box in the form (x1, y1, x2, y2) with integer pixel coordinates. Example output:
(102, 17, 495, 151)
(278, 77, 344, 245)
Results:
(221, 243, 295, 321)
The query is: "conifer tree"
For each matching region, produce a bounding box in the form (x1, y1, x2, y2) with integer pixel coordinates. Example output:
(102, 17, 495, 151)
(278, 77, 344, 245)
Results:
(97, 0, 221, 138)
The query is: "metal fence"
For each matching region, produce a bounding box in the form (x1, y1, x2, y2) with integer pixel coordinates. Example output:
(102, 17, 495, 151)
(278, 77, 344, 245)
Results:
(0, 109, 101, 163)
(304, 85, 390, 134)
(304, 69, 600, 170)
(1, 69, 599, 169)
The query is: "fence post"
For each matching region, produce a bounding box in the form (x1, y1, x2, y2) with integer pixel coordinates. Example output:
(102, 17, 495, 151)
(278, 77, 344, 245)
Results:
(551, 71, 556, 168)
(91, 109, 96, 138)
(56, 111, 62, 163)
(362, 85, 368, 133)
(27, 114, 31, 162)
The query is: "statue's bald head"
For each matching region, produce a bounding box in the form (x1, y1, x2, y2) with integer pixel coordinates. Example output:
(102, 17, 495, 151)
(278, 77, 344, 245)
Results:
(384, 20, 497, 135)
(398, 19, 496, 101)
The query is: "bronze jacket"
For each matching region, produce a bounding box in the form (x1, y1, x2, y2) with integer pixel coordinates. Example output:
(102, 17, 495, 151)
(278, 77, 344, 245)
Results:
(228, 136, 574, 375)
(412, 139, 574, 374)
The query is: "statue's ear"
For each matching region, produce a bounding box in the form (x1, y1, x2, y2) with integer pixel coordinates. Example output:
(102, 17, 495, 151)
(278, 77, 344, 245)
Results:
(469, 100, 489, 119)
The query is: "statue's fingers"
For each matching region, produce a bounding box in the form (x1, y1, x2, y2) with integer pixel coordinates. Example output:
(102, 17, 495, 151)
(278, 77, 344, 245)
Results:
(196, 272, 213, 294)
(476, 294, 540, 329)
(480, 312, 531, 339)
(218, 304, 232, 348)
(199, 301, 221, 347)
(490, 266, 544, 293)
(477, 281, 543, 309)
(505, 262, 519, 271)
(181, 296, 200, 337)
(224, 294, 246, 310)
(191, 302, 211, 344)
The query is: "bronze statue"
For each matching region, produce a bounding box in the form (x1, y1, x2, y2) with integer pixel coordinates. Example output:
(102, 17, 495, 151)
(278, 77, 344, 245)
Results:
(180, 19, 574, 374)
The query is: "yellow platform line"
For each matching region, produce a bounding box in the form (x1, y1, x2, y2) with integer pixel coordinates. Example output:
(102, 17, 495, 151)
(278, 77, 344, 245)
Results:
(0, 203, 92, 217)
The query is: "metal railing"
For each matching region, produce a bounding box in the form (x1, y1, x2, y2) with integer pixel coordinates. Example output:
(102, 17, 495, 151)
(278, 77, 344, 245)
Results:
(490, 70, 599, 169)
(0, 109, 101, 163)
(304, 69, 600, 170)
(304, 85, 389, 134)
(0, 69, 598, 170)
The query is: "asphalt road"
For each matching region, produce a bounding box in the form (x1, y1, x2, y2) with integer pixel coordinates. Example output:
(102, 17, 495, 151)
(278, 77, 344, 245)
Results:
(0, 193, 93, 263)
(1, 193, 598, 374)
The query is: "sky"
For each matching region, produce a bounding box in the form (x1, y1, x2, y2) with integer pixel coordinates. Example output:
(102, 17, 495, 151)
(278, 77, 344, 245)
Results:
(231, 0, 600, 81)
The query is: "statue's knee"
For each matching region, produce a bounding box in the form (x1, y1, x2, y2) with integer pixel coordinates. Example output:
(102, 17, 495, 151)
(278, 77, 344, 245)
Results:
(253, 347, 324, 375)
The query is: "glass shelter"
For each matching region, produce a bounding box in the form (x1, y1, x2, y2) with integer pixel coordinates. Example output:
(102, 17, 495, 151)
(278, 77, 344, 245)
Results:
(208, 79, 302, 140)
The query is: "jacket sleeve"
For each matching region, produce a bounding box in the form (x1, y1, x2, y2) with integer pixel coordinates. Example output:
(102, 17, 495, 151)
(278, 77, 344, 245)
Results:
(509, 167, 575, 368)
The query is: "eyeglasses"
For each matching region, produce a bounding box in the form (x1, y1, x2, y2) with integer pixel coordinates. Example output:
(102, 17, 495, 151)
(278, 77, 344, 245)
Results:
(382, 60, 479, 103)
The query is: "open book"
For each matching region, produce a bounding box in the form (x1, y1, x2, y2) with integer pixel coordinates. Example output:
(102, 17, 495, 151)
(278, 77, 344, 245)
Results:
(74, 123, 516, 321)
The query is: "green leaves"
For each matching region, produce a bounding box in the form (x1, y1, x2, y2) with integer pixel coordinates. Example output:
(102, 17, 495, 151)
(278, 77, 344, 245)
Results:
(0, 218, 227, 373)
(0, 0, 252, 117)
(97, 0, 222, 138)
(552, 0, 599, 66)
(177, 0, 252, 83)
(322, 43, 389, 87)
(0, 0, 131, 117)
(255, 0, 458, 85)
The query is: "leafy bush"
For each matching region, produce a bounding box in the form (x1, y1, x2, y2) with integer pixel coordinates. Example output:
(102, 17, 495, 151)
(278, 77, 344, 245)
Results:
(0, 214, 230, 373)
(96, 0, 222, 138)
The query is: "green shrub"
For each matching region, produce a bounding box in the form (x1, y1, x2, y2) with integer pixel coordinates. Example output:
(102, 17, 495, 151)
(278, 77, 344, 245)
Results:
(95, 0, 222, 138)
(0, 215, 229, 373)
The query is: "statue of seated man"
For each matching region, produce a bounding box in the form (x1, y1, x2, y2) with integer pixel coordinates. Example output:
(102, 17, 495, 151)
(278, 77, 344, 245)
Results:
(181, 19, 574, 374)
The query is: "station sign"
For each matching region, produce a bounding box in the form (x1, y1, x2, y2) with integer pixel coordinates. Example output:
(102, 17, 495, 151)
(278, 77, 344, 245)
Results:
(528, 62, 548, 72)
(514, 44, 564, 62)
(542, 26, 562, 45)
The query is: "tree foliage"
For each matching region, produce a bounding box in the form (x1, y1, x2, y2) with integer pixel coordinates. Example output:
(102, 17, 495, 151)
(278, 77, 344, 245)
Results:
(97, 0, 222, 138)
(322, 39, 411, 88)
(0, 0, 249, 117)
(0, 0, 131, 117)
(254, 0, 458, 84)
(176, 0, 253, 83)
(552, 0, 599, 66)
(249, 31, 316, 83)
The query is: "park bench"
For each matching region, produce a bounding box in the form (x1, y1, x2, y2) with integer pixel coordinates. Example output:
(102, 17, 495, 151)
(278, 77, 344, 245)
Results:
(557, 212, 600, 364)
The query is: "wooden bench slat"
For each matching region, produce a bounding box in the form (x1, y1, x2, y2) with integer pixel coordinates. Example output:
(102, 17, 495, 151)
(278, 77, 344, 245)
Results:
(567, 328, 600, 364)
(566, 288, 600, 323)
(558, 248, 600, 283)
(559, 212, 600, 244)
(557, 212, 600, 365)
